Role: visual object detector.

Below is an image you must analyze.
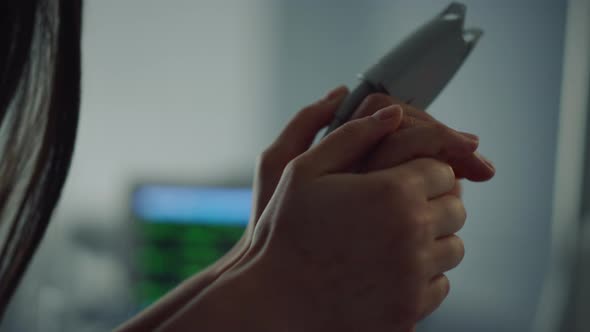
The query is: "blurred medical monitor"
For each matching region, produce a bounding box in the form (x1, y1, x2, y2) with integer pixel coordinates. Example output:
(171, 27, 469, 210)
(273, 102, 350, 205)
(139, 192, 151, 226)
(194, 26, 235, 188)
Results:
(131, 184, 251, 308)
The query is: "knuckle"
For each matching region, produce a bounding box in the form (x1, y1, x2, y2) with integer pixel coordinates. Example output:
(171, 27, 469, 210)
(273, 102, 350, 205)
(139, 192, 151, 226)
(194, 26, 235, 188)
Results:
(432, 158, 454, 176)
(444, 194, 466, 216)
(449, 196, 467, 227)
(452, 236, 466, 263)
(381, 174, 434, 231)
(378, 173, 423, 209)
(443, 163, 456, 180)
(258, 145, 280, 172)
(406, 171, 426, 190)
(395, 170, 424, 196)
(283, 156, 310, 180)
(407, 209, 433, 239)
(422, 158, 455, 185)
(419, 275, 450, 319)
(439, 161, 456, 179)
(418, 157, 451, 172)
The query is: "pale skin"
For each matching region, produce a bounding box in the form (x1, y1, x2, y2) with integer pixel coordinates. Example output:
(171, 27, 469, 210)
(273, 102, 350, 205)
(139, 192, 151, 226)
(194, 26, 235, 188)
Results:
(116, 86, 495, 331)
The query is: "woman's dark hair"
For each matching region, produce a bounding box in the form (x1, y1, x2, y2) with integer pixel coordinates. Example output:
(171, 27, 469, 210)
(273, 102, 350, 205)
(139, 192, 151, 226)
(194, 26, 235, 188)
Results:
(0, 0, 82, 317)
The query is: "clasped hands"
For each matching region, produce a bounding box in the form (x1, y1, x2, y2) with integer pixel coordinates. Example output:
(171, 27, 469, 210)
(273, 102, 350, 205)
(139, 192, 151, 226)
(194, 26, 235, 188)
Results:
(157, 86, 495, 332)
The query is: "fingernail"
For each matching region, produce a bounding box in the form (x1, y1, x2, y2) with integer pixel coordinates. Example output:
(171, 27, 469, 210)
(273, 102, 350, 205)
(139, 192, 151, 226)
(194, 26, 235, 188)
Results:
(475, 152, 495, 171)
(373, 105, 403, 121)
(459, 131, 479, 142)
(323, 85, 348, 101)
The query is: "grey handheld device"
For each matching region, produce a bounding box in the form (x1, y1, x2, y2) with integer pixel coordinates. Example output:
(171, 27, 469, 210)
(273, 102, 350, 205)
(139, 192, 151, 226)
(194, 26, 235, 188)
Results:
(324, 2, 482, 136)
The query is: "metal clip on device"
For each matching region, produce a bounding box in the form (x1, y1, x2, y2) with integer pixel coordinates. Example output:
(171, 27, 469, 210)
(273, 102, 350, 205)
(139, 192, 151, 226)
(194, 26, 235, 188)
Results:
(323, 2, 483, 137)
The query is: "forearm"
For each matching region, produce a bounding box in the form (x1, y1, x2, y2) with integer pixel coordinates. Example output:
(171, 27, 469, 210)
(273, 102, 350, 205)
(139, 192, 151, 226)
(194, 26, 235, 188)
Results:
(155, 256, 274, 332)
(115, 235, 249, 332)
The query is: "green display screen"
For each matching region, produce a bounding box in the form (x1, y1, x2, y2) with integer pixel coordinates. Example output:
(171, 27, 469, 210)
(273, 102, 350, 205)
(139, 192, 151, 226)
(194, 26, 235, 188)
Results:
(133, 185, 251, 308)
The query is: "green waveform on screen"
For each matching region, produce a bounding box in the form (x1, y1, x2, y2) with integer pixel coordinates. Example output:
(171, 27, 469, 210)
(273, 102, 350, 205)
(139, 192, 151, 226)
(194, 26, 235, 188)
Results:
(136, 222, 245, 306)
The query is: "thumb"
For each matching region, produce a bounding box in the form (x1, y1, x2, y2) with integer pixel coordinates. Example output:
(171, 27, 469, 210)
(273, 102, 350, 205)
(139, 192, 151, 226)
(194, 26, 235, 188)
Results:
(252, 86, 348, 221)
(268, 85, 349, 162)
(303, 105, 403, 175)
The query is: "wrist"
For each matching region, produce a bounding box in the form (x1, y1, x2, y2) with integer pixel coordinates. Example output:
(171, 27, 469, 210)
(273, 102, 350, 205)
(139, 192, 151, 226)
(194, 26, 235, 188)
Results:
(116, 235, 251, 332)
(156, 248, 280, 332)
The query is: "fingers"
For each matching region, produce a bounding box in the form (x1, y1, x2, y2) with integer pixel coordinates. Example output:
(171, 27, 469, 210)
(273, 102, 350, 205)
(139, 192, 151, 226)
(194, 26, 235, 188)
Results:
(364, 125, 479, 172)
(348, 93, 482, 148)
(252, 86, 348, 221)
(419, 274, 451, 320)
(428, 195, 466, 238)
(349, 94, 495, 182)
(363, 123, 495, 182)
(301, 105, 403, 175)
(350, 93, 396, 120)
(349, 93, 435, 124)
(430, 235, 465, 274)
(359, 94, 438, 124)
(417, 236, 464, 320)
(390, 158, 456, 199)
(399, 102, 439, 125)
(448, 180, 462, 197)
(271, 85, 349, 156)
(448, 152, 496, 182)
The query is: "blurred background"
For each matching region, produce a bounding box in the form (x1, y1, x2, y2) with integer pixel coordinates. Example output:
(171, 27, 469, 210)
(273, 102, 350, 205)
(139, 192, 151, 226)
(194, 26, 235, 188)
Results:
(2, 0, 590, 331)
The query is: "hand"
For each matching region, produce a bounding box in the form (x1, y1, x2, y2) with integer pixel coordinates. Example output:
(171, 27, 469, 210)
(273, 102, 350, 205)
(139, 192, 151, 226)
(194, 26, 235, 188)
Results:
(350, 93, 495, 181)
(232, 89, 490, 275)
(119, 87, 351, 332)
(217, 86, 351, 275)
(347, 94, 494, 330)
(155, 91, 495, 332)
(250, 89, 493, 239)
(215, 91, 494, 326)
(232, 110, 467, 331)
(251, 86, 350, 224)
